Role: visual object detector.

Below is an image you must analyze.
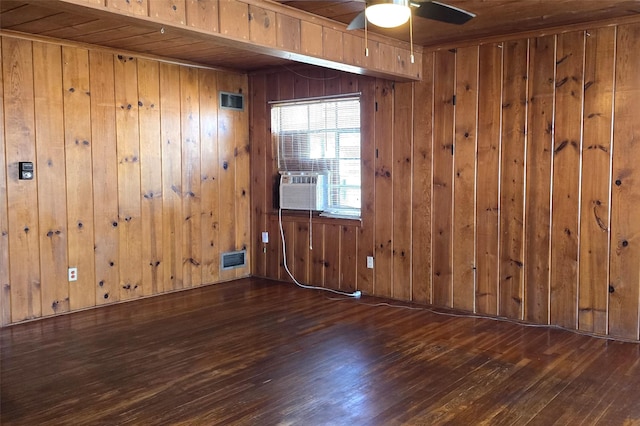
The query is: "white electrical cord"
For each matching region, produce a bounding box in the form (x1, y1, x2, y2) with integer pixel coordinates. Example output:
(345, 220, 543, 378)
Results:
(279, 208, 362, 298)
(324, 296, 640, 344)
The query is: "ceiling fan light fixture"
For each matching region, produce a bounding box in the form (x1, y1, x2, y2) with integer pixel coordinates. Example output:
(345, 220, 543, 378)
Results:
(365, 1, 411, 28)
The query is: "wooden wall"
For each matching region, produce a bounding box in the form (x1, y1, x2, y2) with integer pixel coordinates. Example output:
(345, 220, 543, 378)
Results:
(250, 21, 640, 341)
(0, 33, 250, 326)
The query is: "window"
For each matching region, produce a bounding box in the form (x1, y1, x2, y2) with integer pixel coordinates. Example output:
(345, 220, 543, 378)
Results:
(271, 96, 361, 218)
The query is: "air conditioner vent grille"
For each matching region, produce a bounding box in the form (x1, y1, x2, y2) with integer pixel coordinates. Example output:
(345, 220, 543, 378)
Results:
(221, 250, 246, 270)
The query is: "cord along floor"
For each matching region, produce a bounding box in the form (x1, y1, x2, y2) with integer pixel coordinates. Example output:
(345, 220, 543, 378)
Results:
(1, 277, 639, 425)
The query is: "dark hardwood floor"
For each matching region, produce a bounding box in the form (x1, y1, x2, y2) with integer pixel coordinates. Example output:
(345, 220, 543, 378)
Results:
(2, 277, 640, 425)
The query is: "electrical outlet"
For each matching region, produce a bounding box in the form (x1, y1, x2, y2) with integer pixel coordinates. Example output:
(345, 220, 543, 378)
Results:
(68, 267, 78, 282)
(367, 256, 374, 269)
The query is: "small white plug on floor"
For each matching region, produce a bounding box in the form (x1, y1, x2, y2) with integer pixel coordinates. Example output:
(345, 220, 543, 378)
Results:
(353, 290, 362, 298)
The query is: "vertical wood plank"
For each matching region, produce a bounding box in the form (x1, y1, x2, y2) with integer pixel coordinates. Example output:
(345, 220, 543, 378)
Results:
(610, 23, 640, 340)
(276, 72, 295, 283)
(249, 5, 276, 47)
(578, 27, 615, 335)
(357, 77, 375, 295)
(114, 54, 142, 301)
(180, 66, 202, 288)
(324, 224, 340, 289)
(106, 0, 148, 16)
(300, 21, 322, 57)
(310, 223, 324, 287)
(186, 0, 218, 33)
(90, 50, 120, 305)
(33, 42, 69, 316)
(550, 31, 584, 329)
(63, 46, 96, 311)
(294, 221, 310, 283)
(392, 81, 413, 301)
(265, 73, 281, 281)
(476, 43, 502, 315)
(138, 58, 163, 296)
(0, 39, 11, 326)
(412, 52, 433, 305)
(219, 0, 249, 40)
(499, 39, 528, 320)
(453, 46, 478, 312)
(524, 35, 555, 323)
(233, 75, 250, 278)
(250, 74, 267, 278)
(276, 14, 301, 52)
(160, 62, 183, 291)
(323, 28, 343, 63)
(149, 0, 186, 25)
(374, 79, 394, 298)
(217, 72, 238, 281)
(432, 50, 456, 308)
(341, 225, 357, 292)
(200, 68, 220, 284)
(282, 220, 294, 283)
(267, 214, 282, 280)
(4, 37, 41, 322)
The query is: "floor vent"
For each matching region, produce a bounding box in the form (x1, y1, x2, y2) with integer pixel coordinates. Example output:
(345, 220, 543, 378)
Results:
(221, 250, 247, 270)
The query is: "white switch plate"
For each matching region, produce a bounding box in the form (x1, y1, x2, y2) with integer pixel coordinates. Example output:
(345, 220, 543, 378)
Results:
(366, 256, 374, 269)
(261, 231, 269, 243)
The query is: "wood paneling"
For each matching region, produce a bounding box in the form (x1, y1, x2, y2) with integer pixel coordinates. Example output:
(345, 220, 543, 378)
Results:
(452, 46, 478, 312)
(524, 35, 554, 324)
(392, 82, 412, 300)
(550, 31, 584, 329)
(138, 58, 163, 296)
(411, 52, 433, 304)
(0, 33, 250, 325)
(114, 53, 142, 301)
(185, 0, 218, 32)
(579, 27, 615, 335)
(0, 40, 10, 326)
(356, 78, 375, 295)
(199, 69, 220, 285)
(3, 37, 41, 322)
(160, 62, 183, 291)
(251, 20, 640, 341)
(432, 50, 455, 307)
(180, 66, 202, 288)
(475, 43, 501, 316)
(64, 46, 97, 310)
(374, 79, 394, 298)
(33, 42, 69, 316)
(90, 50, 120, 305)
(610, 23, 640, 340)
(498, 39, 528, 320)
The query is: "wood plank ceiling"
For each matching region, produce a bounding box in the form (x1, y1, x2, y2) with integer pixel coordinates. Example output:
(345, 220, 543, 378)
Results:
(2, 1, 640, 73)
(0, 0, 292, 72)
(277, 0, 640, 47)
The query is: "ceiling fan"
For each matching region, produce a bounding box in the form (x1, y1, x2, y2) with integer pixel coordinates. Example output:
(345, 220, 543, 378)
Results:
(347, 0, 475, 30)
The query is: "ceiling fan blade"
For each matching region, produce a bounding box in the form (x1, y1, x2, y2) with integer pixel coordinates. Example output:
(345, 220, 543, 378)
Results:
(413, 1, 475, 25)
(347, 11, 366, 30)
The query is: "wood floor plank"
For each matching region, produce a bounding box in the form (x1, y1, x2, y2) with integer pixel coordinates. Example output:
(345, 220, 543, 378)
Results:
(2, 278, 640, 425)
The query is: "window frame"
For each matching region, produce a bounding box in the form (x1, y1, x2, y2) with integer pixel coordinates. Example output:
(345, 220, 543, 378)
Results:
(270, 93, 362, 218)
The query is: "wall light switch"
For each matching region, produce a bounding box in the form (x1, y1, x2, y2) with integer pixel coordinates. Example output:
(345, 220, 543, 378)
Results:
(262, 232, 269, 243)
(367, 256, 374, 269)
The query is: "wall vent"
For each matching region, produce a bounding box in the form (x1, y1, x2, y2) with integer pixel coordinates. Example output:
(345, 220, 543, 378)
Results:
(220, 91, 244, 111)
(221, 250, 247, 270)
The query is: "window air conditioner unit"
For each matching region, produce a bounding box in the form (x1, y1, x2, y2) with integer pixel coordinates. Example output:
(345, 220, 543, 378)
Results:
(279, 172, 328, 211)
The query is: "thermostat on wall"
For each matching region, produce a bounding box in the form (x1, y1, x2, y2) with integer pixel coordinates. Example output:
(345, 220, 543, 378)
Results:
(19, 162, 34, 180)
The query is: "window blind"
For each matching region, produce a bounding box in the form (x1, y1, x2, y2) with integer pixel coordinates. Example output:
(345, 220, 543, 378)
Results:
(271, 96, 361, 216)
